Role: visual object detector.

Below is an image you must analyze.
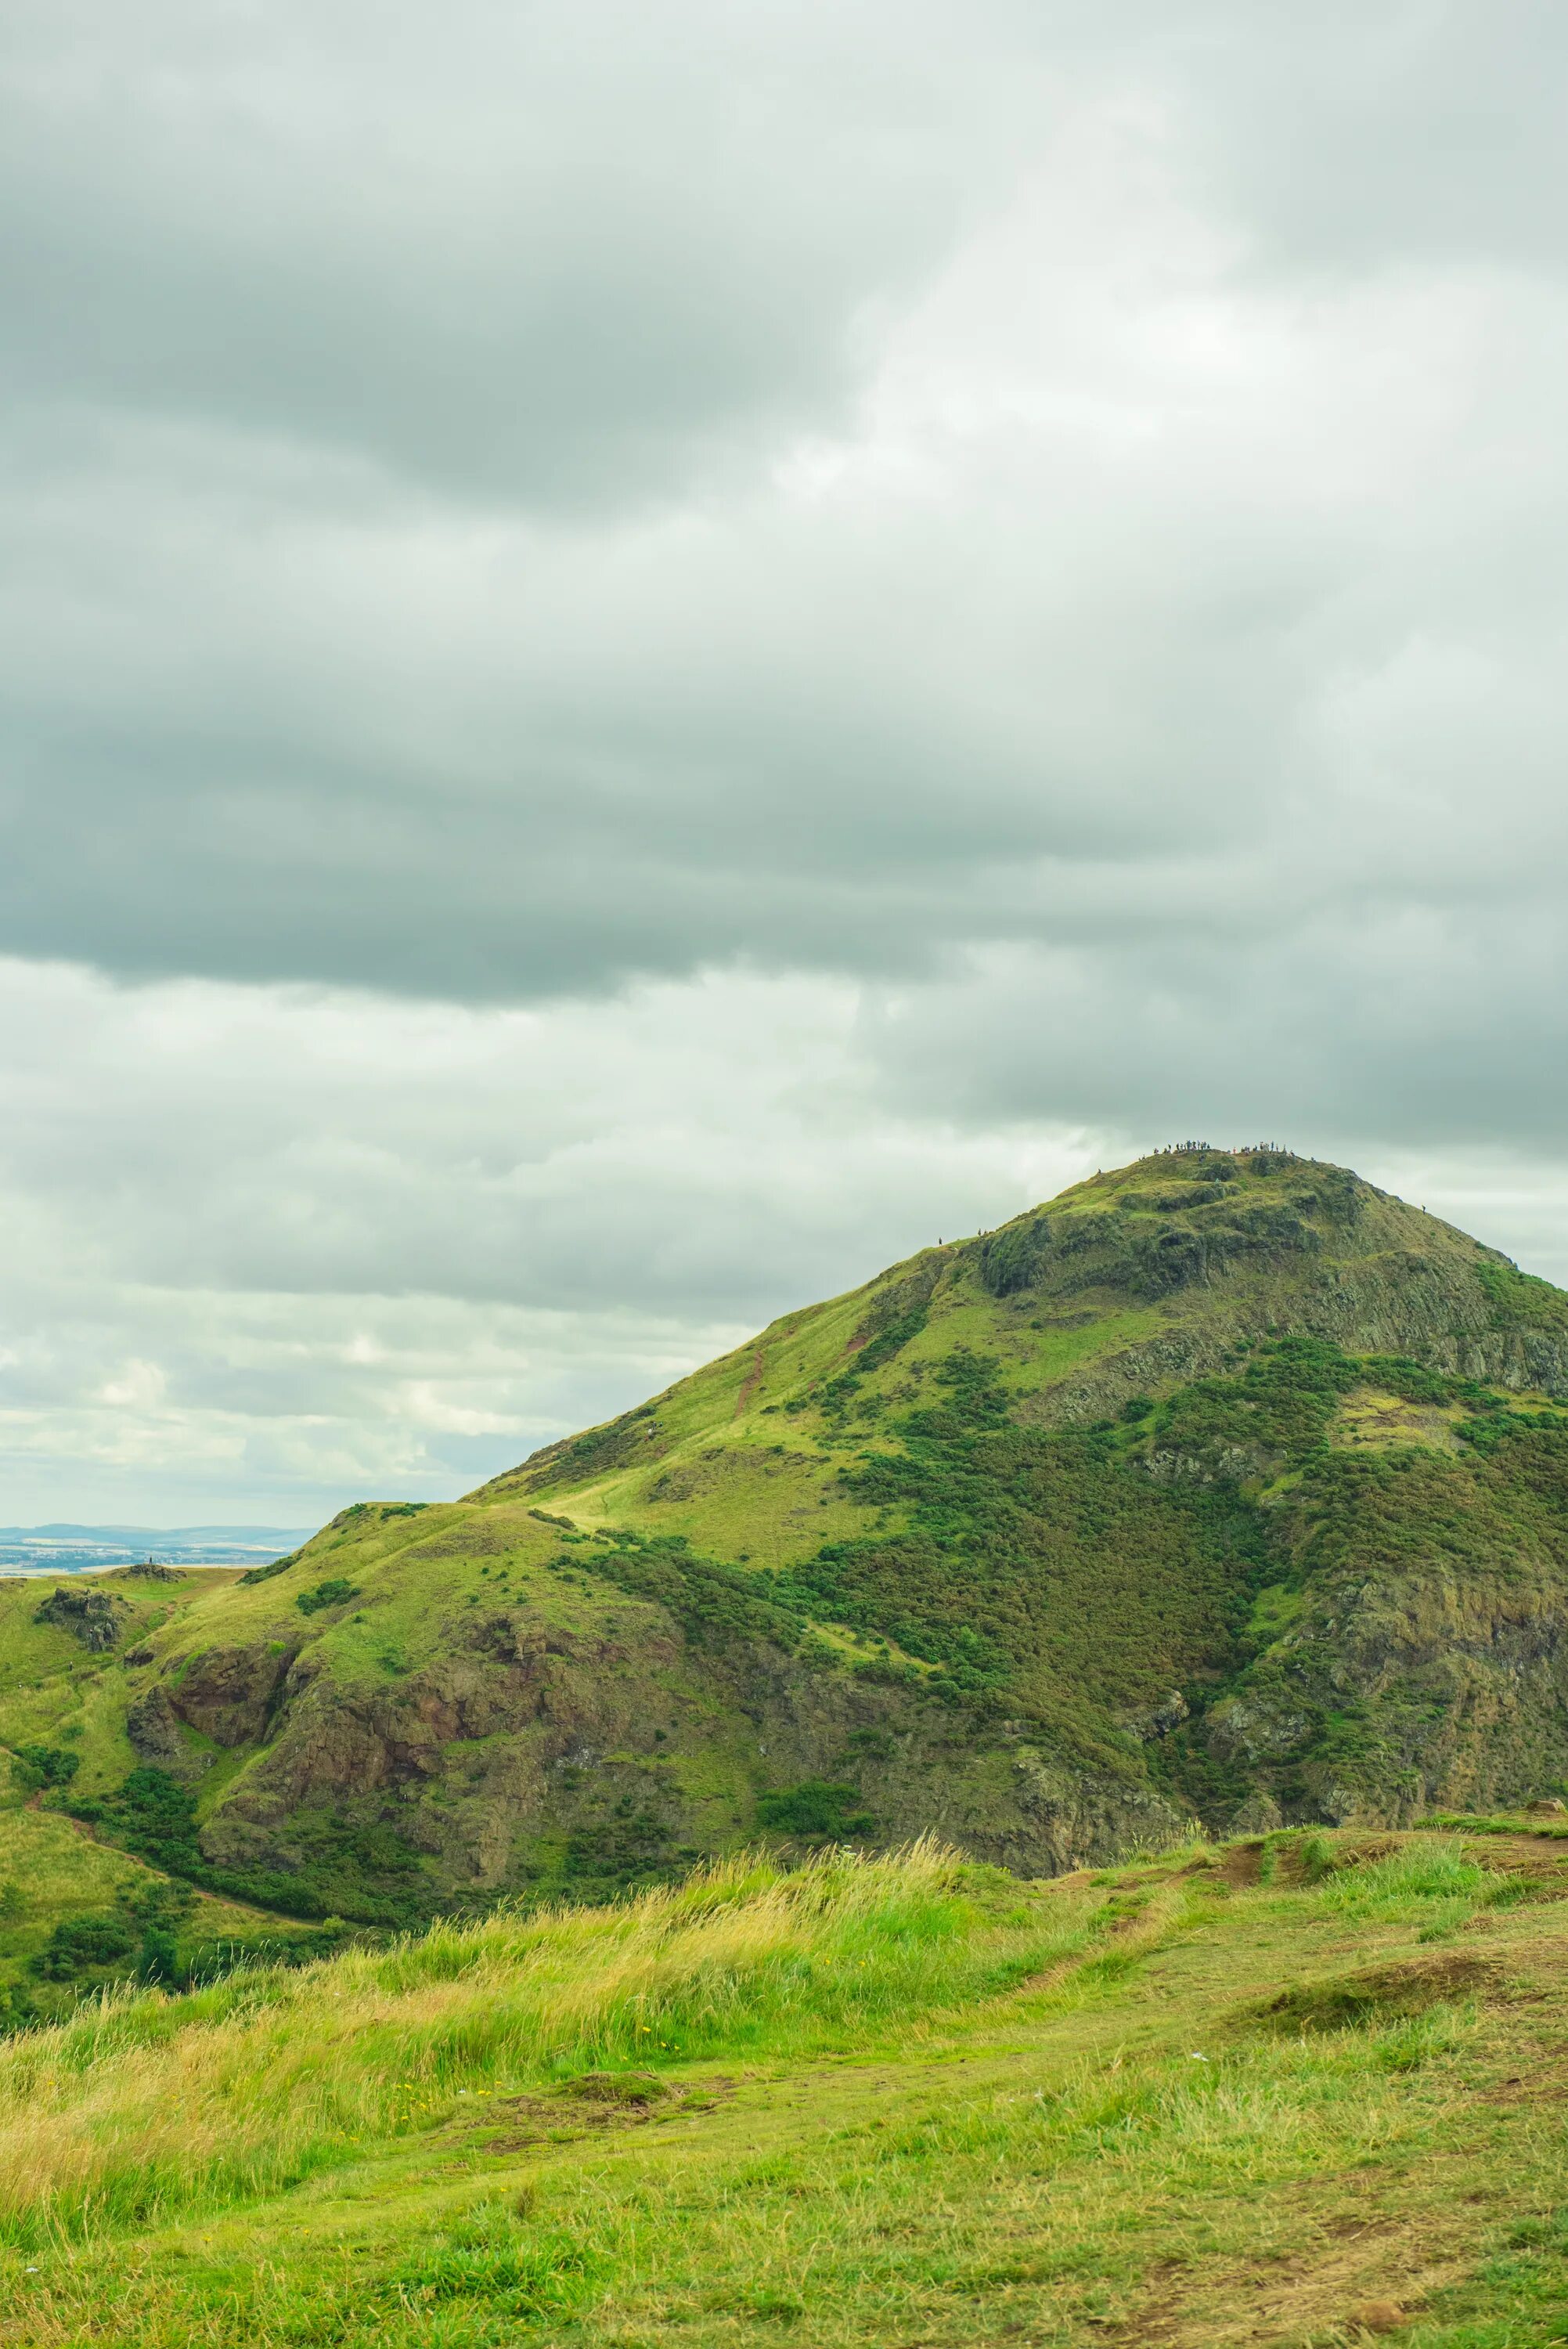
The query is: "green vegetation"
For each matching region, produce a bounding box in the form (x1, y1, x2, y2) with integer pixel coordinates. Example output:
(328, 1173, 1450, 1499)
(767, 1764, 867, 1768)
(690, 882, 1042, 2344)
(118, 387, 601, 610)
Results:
(0, 1781, 326, 2030)
(12, 1744, 77, 1790)
(1476, 1259, 1568, 1331)
(3, 1828, 1568, 2345)
(755, 1778, 876, 1838)
(295, 1576, 361, 1615)
(7, 1149, 1568, 1968)
(29, 1913, 136, 1980)
(70, 1766, 436, 1929)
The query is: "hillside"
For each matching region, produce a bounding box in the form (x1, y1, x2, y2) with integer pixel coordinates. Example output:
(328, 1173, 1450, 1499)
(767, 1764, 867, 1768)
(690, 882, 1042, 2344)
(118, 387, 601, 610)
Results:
(7, 1143, 1568, 1960)
(9, 1825, 1568, 2346)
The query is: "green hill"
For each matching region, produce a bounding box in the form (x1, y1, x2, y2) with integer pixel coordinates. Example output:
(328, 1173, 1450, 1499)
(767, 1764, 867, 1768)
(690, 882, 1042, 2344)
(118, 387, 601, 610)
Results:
(8, 1144, 1568, 1963)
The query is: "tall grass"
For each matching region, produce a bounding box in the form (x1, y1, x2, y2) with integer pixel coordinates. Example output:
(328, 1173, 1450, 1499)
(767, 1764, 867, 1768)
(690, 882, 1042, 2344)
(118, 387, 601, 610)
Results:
(0, 1841, 1090, 2246)
(1314, 1836, 1534, 1940)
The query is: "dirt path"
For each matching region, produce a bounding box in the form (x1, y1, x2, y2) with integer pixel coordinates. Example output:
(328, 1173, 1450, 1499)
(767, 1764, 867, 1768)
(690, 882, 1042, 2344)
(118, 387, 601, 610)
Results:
(5, 1746, 320, 1931)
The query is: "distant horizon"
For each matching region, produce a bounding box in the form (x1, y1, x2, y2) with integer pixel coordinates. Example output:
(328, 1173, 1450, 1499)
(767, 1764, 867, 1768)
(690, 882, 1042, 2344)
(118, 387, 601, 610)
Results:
(0, 1521, 319, 1537)
(0, 1521, 322, 1571)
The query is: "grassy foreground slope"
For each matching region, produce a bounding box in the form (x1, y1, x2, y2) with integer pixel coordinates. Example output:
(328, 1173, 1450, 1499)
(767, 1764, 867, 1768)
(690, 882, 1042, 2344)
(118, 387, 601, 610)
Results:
(9, 1828, 1568, 2345)
(11, 1146, 1568, 1932)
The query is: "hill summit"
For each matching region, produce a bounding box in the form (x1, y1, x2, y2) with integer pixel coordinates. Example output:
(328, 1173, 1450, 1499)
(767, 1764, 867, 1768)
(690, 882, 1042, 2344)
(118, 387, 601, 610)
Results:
(7, 1144, 1568, 1943)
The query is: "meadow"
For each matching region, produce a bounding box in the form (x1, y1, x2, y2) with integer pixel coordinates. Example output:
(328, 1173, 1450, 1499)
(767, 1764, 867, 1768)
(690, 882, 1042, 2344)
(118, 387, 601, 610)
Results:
(5, 1827, 1568, 2345)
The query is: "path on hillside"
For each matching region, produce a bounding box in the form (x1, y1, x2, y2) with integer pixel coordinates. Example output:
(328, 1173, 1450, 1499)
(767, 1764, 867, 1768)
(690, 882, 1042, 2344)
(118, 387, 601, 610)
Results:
(5, 1745, 323, 1931)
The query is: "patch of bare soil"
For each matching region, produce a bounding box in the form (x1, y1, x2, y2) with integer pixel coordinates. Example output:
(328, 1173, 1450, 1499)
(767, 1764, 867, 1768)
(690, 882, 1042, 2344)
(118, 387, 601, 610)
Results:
(479, 2069, 736, 2152)
(1255, 1951, 1498, 2035)
(1461, 1833, 1568, 1891)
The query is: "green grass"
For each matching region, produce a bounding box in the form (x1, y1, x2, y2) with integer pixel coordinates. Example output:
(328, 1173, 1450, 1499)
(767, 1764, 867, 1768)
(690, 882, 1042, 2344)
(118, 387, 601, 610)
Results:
(10, 1149, 1568, 2008)
(5, 1827, 1568, 2345)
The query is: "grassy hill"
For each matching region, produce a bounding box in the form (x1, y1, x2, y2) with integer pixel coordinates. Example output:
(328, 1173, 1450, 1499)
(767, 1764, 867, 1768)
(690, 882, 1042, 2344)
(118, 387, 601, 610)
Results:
(8, 1145, 1568, 1959)
(9, 1824, 1568, 2344)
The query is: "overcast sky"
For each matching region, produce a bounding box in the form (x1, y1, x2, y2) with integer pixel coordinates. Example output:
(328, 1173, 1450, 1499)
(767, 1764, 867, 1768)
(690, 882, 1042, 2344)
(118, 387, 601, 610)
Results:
(4, 0, 1567, 1523)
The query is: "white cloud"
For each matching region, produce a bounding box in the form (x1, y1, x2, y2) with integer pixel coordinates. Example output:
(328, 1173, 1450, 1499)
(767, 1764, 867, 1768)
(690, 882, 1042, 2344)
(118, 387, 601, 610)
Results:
(97, 1359, 167, 1411)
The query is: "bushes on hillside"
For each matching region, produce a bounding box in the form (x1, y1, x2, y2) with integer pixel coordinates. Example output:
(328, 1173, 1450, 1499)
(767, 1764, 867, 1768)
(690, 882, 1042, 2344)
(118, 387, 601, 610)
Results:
(70, 1766, 434, 1929)
(295, 1577, 360, 1615)
(13, 1743, 79, 1791)
(756, 1781, 876, 1840)
(31, 1914, 136, 1979)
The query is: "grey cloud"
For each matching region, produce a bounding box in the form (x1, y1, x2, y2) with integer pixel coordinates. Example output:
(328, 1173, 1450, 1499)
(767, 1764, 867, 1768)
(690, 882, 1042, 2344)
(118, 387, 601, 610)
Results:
(0, 0, 1051, 504)
(3, 2, 1566, 1042)
(9, 291, 1557, 1007)
(0, 961, 1060, 1319)
(7, 5, 1565, 1001)
(1154, 0, 1568, 273)
(860, 903, 1568, 1160)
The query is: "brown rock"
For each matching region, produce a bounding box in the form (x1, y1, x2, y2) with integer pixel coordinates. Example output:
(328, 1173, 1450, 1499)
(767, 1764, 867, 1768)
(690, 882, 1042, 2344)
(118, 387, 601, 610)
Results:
(126, 1687, 206, 1781)
(168, 1643, 296, 1745)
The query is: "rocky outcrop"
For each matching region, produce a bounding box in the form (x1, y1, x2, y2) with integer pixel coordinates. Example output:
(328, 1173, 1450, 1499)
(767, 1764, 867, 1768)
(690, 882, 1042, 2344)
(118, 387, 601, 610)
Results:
(190, 1576, 1198, 1896)
(204, 1610, 677, 1846)
(126, 1686, 206, 1781)
(1202, 1528, 1568, 1827)
(34, 1586, 125, 1650)
(168, 1643, 297, 1746)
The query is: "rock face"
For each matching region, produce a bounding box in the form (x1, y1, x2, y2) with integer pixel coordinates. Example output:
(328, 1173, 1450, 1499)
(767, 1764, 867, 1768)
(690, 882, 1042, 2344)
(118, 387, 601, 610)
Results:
(167, 1644, 297, 1746)
(126, 1687, 204, 1780)
(34, 1585, 125, 1651)
(193, 1595, 1189, 1903)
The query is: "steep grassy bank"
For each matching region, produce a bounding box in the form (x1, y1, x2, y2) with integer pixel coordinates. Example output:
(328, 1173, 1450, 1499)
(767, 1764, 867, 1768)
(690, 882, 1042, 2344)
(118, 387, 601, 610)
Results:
(7, 1828, 1568, 2345)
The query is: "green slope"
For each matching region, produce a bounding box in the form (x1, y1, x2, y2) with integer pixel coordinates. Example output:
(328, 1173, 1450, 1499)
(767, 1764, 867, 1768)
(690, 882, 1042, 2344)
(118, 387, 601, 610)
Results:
(9, 1826, 1568, 2347)
(10, 1145, 1568, 1945)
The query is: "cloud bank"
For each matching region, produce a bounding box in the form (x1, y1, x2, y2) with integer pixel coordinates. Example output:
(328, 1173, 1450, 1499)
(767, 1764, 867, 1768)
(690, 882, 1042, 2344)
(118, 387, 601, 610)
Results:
(3, 0, 1567, 1513)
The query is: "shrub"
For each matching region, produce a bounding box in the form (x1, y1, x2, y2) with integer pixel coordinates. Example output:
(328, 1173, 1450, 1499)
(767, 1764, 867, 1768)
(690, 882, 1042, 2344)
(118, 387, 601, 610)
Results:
(31, 1916, 137, 1980)
(756, 1781, 876, 1839)
(13, 1745, 79, 1790)
(295, 1578, 361, 1616)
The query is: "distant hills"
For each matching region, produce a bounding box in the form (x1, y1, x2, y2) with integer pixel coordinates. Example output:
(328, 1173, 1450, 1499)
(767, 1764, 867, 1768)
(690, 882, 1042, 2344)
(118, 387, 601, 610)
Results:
(5, 1143, 1568, 1932)
(0, 1525, 315, 1572)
